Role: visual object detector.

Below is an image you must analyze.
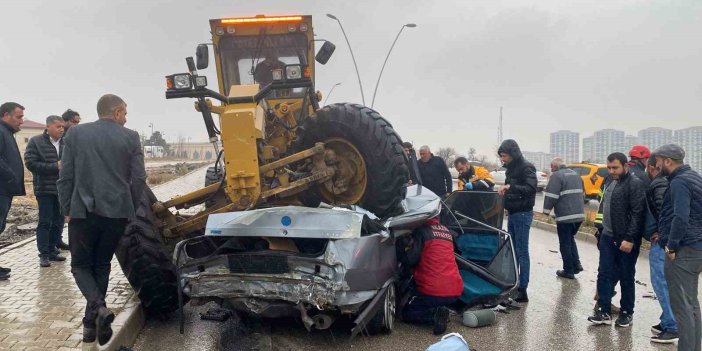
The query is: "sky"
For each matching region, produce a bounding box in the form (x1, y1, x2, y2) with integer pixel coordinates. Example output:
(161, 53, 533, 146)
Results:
(1, 0, 701, 158)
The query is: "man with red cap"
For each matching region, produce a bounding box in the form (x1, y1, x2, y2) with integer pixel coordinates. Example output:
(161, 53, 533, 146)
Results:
(629, 145, 651, 187)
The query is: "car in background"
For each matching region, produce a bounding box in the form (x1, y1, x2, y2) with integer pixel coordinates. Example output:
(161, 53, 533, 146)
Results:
(536, 171, 549, 192)
(566, 163, 608, 200)
(491, 168, 507, 185)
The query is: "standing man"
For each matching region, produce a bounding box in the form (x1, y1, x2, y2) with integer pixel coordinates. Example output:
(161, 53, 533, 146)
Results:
(454, 157, 495, 191)
(24, 115, 66, 267)
(588, 152, 646, 328)
(403, 142, 419, 185)
(0, 102, 26, 280)
(62, 109, 81, 132)
(654, 144, 702, 351)
(644, 154, 678, 344)
(628, 145, 651, 188)
(542, 157, 585, 279)
(58, 94, 145, 345)
(497, 139, 537, 302)
(417, 145, 452, 197)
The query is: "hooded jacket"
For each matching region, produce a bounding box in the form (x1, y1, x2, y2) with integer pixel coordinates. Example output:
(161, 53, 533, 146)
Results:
(498, 140, 537, 213)
(0, 120, 25, 197)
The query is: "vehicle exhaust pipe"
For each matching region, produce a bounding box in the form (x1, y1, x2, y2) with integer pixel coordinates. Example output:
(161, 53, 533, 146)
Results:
(297, 303, 315, 331)
(312, 314, 336, 330)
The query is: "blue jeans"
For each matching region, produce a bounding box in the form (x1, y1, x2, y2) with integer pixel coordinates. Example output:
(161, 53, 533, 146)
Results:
(402, 293, 458, 325)
(36, 195, 64, 258)
(596, 235, 640, 315)
(0, 195, 11, 234)
(557, 222, 582, 274)
(650, 243, 678, 333)
(508, 211, 533, 289)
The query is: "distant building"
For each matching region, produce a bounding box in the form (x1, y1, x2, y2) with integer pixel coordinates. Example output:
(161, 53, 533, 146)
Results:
(592, 129, 626, 164)
(550, 130, 579, 164)
(674, 126, 702, 172)
(638, 127, 673, 151)
(625, 135, 639, 153)
(15, 119, 46, 159)
(522, 151, 555, 172)
(582, 136, 594, 163)
(143, 145, 164, 158)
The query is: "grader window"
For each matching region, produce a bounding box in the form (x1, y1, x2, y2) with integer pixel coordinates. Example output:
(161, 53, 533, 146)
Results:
(219, 33, 309, 98)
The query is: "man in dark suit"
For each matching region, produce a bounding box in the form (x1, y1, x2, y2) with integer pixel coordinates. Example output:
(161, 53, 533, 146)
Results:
(24, 115, 66, 267)
(0, 102, 26, 280)
(58, 94, 145, 345)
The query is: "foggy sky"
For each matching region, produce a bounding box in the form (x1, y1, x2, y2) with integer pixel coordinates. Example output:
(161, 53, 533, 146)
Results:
(1, 0, 700, 158)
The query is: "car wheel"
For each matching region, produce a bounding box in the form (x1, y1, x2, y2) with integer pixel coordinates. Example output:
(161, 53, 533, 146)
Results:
(367, 283, 396, 334)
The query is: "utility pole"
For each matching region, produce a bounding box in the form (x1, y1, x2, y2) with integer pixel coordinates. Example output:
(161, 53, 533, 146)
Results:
(327, 14, 365, 106)
(371, 23, 416, 108)
(497, 107, 503, 166)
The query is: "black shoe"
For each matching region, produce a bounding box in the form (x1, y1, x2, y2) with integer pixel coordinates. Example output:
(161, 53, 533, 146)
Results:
(588, 310, 612, 325)
(0, 271, 9, 280)
(0, 266, 10, 273)
(615, 312, 633, 327)
(514, 288, 529, 303)
(556, 270, 576, 279)
(82, 326, 96, 343)
(49, 254, 66, 262)
(574, 265, 584, 274)
(432, 306, 450, 335)
(651, 323, 663, 335)
(651, 331, 679, 344)
(57, 241, 70, 250)
(96, 306, 115, 345)
(40, 257, 51, 267)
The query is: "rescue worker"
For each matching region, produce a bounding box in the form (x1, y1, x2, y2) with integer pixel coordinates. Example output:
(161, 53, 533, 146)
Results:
(453, 157, 495, 191)
(397, 216, 463, 335)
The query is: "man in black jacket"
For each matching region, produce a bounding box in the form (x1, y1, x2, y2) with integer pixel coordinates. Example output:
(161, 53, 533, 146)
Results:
(24, 115, 66, 267)
(417, 145, 452, 197)
(588, 152, 646, 328)
(0, 102, 26, 280)
(497, 139, 537, 302)
(58, 94, 146, 345)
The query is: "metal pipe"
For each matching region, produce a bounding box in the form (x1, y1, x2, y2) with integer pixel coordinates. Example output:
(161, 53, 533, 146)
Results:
(371, 24, 416, 109)
(327, 14, 366, 106)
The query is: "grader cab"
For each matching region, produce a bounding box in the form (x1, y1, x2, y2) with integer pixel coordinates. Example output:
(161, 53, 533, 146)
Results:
(114, 15, 410, 317)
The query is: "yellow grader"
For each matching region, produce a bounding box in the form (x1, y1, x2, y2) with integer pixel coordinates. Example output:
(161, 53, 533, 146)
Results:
(115, 15, 410, 316)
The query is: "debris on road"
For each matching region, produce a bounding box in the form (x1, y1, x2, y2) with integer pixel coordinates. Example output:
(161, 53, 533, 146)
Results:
(0, 197, 38, 248)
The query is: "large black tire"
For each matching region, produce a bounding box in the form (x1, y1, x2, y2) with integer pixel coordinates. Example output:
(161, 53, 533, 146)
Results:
(115, 187, 180, 317)
(296, 103, 409, 219)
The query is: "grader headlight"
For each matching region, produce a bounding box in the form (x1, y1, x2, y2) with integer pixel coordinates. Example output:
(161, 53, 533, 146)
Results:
(166, 73, 193, 91)
(285, 65, 302, 80)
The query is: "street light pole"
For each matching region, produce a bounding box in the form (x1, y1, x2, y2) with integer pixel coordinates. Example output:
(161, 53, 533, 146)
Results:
(327, 13, 366, 106)
(371, 23, 416, 109)
(323, 82, 341, 106)
(148, 122, 154, 137)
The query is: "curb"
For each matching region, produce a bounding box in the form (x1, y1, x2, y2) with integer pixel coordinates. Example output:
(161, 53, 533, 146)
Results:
(85, 294, 145, 351)
(532, 219, 650, 259)
(0, 235, 38, 255)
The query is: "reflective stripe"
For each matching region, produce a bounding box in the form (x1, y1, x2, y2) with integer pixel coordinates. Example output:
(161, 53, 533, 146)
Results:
(545, 192, 559, 199)
(478, 180, 490, 188)
(555, 213, 586, 222)
(560, 189, 583, 196)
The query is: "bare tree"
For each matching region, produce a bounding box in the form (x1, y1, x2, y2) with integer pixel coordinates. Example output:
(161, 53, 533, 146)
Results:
(476, 154, 499, 170)
(436, 147, 458, 167)
(467, 147, 477, 160)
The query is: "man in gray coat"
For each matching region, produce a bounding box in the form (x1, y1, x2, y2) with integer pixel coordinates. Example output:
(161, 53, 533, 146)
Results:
(543, 157, 586, 279)
(58, 94, 145, 345)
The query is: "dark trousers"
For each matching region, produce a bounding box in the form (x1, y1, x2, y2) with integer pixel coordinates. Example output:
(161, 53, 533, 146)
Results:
(36, 195, 64, 258)
(0, 195, 12, 234)
(665, 246, 702, 351)
(69, 213, 126, 327)
(556, 222, 582, 274)
(596, 235, 640, 315)
(402, 293, 458, 325)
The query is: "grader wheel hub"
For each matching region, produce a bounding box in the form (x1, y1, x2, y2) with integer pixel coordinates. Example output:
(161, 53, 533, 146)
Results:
(320, 138, 367, 204)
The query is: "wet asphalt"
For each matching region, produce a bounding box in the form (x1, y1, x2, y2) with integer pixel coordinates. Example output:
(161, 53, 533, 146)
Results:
(133, 225, 685, 351)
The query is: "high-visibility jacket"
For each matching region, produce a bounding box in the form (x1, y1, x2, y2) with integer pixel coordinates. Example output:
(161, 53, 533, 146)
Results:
(457, 165, 495, 191)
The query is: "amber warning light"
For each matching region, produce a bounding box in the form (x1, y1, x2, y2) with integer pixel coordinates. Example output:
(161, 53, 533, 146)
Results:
(221, 16, 303, 24)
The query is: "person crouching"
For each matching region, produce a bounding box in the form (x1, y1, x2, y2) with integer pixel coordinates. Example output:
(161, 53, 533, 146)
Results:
(397, 216, 463, 335)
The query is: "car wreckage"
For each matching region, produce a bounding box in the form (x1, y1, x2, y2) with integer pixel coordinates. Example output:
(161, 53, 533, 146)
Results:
(173, 186, 518, 337)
